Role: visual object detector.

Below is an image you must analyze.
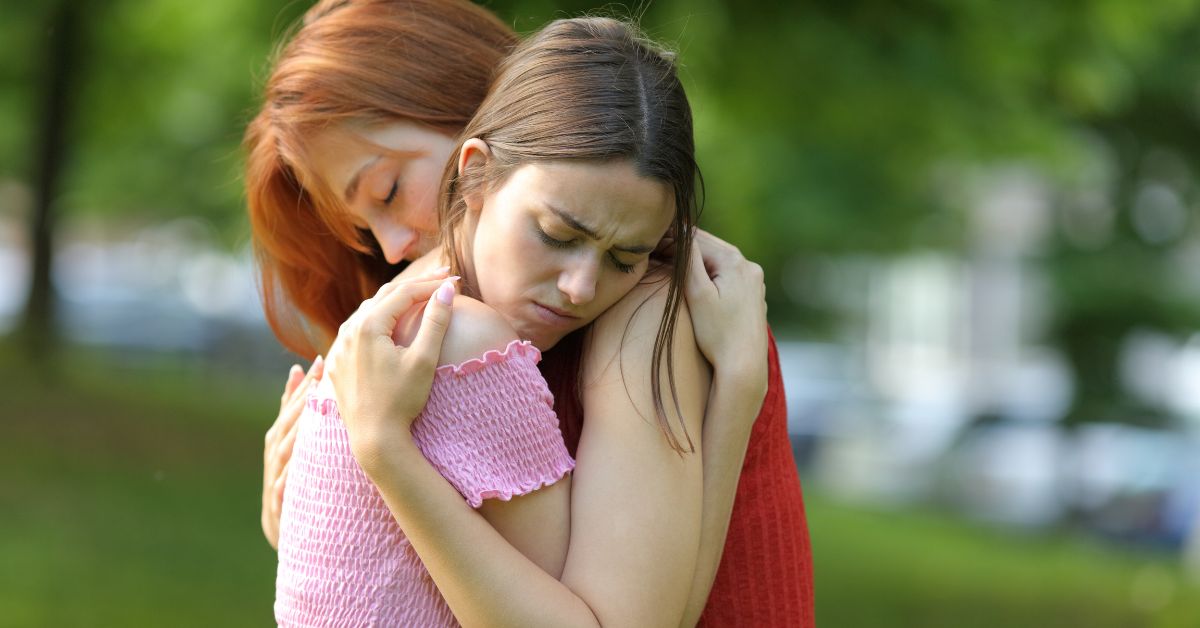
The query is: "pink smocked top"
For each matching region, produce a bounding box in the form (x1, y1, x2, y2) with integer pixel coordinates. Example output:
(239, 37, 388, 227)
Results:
(275, 340, 575, 627)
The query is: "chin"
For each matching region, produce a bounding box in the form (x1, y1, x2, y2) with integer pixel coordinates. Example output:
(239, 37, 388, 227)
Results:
(503, 307, 575, 352)
(517, 326, 562, 353)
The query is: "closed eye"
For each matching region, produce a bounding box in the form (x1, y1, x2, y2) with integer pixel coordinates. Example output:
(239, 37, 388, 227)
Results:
(535, 227, 573, 249)
(383, 180, 399, 205)
(536, 226, 638, 273)
(608, 253, 636, 274)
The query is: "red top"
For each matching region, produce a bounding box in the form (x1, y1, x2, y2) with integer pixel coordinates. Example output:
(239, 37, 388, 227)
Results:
(551, 328, 815, 626)
(695, 328, 815, 626)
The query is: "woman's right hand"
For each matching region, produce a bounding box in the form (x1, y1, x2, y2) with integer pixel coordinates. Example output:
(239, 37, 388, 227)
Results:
(684, 229, 769, 407)
(263, 265, 452, 549)
(324, 268, 456, 475)
(262, 356, 324, 550)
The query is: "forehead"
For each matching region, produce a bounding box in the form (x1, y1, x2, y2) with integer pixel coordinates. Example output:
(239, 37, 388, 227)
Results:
(304, 121, 450, 189)
(497, 160, 675, 239)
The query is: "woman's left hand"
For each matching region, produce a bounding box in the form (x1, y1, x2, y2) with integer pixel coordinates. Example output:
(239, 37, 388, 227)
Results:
(684, 229, 769, 405)
(324, 269, 457, 472)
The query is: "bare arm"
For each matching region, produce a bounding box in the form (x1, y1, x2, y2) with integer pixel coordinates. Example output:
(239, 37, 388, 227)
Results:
(429, 294, 573, 580)
(357, 435, 594, 627)
(678, 230, 770, 625)
(560, 281, 710, 624)
(678, 379, 761, 624)
(343, 280, 710, 627)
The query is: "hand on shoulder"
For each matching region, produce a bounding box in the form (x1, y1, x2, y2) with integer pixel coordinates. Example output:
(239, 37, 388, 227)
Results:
(321, 267, 457, 471)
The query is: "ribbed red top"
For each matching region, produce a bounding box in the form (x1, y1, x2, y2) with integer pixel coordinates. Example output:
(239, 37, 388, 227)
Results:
(695, 328, 815, 626)
(554, 329, 815, 626)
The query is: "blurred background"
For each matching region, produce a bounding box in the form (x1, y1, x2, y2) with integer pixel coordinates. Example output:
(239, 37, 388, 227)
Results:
(2, 0, 1200, 626)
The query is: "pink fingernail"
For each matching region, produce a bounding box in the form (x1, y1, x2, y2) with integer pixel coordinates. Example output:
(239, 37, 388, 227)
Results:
(436, 281, 456, 305)
(433, 265, 451, 274)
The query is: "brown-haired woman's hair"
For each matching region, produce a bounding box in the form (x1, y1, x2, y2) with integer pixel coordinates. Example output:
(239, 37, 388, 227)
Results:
(244, 0, 516, 358)
(440, 17, 702, 453)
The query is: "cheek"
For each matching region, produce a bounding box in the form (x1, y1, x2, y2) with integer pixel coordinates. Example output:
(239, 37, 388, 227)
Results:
(471, 216, 522, 296)
(480, 224, 557, 300)
(404, 167, 443, 231)
(596, 270, 643, 309)
(407, 195, 439, 232)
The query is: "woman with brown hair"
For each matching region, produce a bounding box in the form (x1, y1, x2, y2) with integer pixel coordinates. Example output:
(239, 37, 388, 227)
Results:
(248, 1, 813, 625)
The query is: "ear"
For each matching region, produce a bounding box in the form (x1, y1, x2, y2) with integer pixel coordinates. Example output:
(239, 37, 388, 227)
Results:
(457, 138, 491, 212)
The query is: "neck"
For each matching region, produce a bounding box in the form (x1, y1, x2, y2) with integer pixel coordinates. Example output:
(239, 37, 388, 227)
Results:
(452, 211, 480, 298)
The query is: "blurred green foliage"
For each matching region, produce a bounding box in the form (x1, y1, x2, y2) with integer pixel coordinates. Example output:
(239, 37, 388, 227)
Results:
(3, 2, 1200, 409)
(0, 0, 309, 236)
(0, 1, 1193, 245)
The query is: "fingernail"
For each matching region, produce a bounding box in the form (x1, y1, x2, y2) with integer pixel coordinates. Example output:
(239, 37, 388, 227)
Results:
(436, 281, 456, 305)
(433, 265, 451, 274)
(447, 275, 460, 282)
(313, 355, 323, 369)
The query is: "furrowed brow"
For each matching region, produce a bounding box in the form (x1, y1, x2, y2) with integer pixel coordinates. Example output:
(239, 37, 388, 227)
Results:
(546, 204, 655, 255)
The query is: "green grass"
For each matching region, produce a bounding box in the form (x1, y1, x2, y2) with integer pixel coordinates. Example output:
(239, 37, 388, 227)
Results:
(808, 496, 1200, 627)
(1, 345, 281, 627)
(3, 342, 1199, 626)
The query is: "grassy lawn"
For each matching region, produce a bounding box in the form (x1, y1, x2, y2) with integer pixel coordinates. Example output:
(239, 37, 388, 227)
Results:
(809, 498, 1200, 627)
(1, 348, 281, 627)
(2, 344, 1198, 626)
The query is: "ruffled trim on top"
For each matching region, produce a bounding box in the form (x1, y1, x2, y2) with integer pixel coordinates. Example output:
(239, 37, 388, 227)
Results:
(304, 340, 542, 417)
(434, 339, 542, 377)
(468, 456, 575, 507)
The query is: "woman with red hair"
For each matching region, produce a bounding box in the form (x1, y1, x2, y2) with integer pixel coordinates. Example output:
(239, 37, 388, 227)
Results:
(247, 1, 813, 625)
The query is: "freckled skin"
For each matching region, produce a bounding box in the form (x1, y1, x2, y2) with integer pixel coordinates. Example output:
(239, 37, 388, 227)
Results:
(306, 121, 455, 264)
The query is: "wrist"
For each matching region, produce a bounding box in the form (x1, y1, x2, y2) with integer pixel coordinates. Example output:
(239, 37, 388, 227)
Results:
(706, 372, 763, 444)
(711, 363, 767, 410)
(349, 427, 420, 480)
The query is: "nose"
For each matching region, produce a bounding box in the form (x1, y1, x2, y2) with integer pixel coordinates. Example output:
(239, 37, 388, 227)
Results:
(557, 255, 599, 305)
(374, 220, 418, 264)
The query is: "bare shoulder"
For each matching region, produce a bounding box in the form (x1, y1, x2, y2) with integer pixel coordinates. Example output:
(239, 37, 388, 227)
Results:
(438, 294, 520, 367)
(588, 272, 695, 364)
(582, 272, 709, 431)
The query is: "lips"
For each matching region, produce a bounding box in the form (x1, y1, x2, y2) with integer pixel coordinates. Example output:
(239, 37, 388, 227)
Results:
(531, 301, 581, 328)
(537, 302, 578, 318)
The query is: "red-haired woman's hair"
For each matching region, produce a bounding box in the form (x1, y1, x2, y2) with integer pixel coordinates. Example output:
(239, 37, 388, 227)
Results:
(244, 0, 515, 358)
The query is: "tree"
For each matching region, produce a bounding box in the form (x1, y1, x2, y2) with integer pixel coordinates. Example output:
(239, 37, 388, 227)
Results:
(20, 1, 81, 363)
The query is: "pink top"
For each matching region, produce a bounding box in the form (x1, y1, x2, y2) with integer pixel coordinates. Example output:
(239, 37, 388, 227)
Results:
(275, 340, 575, 627)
